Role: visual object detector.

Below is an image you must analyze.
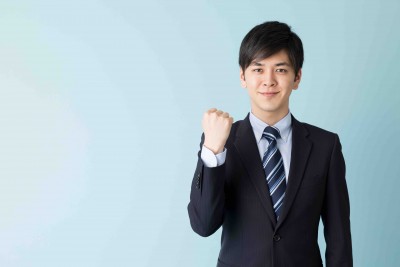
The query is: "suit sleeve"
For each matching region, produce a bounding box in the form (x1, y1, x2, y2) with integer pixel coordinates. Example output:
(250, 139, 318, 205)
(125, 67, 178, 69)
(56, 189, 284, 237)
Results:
(187, 133, 225, 237)
(321, 134, 353, 267)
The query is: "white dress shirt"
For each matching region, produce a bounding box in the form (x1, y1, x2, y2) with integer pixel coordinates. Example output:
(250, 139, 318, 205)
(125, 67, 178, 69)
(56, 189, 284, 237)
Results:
(201, 110, 293, 182)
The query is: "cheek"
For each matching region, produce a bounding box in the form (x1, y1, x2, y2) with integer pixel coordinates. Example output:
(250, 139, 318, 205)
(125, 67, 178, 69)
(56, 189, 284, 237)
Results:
(246, 77, 262, 88)
(279, 80, 295, 90)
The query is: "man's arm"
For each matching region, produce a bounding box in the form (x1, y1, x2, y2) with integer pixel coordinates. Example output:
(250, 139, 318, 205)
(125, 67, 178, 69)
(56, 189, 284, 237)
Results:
(187, 108, 233, 237)
(321, 134, 353, 267)
(187, 133, 226, 237)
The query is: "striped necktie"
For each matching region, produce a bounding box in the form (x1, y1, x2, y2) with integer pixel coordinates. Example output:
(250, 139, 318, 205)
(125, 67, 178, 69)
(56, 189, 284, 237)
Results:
(262, 126, 286, 221)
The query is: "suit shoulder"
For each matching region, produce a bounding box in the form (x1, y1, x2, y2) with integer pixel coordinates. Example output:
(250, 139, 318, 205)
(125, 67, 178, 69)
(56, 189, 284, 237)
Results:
(227, 116, 246, 143)
(225, 118, 244, 143)
(231, 118, 242, 130)
(302, 122, 336, 135)
(301, 121, 339, 143)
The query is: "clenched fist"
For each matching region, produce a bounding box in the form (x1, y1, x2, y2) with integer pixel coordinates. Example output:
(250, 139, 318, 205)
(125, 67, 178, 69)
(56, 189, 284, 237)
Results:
(202, 108, 234, 154)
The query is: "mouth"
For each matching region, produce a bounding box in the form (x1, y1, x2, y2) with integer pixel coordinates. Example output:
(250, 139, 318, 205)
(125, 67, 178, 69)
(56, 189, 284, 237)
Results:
(259, 91, 280, 97)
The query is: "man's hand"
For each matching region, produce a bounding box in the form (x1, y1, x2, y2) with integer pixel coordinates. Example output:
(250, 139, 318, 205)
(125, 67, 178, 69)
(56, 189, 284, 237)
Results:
(202, 108, 234, 154)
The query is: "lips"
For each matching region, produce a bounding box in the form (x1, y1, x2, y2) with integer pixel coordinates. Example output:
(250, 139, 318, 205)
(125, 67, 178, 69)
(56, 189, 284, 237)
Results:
(259, 91, 279, 95)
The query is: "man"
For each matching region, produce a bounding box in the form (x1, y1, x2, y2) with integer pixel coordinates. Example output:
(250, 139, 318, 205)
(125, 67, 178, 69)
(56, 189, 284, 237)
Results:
(187, 21, 352, 267)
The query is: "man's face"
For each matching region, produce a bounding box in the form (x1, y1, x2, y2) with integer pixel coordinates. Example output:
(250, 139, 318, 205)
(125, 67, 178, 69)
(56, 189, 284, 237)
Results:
(240, 49, 302, 121)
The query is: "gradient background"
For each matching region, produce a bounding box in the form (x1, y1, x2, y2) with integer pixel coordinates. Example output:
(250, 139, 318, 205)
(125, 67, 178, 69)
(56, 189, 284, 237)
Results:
(1, 0, 399, 266)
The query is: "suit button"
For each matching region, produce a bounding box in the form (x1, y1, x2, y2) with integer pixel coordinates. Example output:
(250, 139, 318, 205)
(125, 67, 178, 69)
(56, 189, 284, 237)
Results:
(273, 234, 281, 242)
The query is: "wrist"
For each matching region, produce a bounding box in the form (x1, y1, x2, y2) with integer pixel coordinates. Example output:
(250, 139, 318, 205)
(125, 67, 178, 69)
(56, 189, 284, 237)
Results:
(203, 142, 224, 155)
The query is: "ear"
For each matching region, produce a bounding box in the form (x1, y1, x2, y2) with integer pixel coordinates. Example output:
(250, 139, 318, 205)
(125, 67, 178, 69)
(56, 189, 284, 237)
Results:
(240, 67, 246, 88)
(293, 68, 302, 90)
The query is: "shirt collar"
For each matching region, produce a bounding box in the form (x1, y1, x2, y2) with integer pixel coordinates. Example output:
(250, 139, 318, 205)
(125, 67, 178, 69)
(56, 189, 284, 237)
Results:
(249, 110, 292, 144)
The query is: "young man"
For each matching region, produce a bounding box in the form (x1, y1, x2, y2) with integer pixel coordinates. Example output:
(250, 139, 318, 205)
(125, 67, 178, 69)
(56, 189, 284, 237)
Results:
(187, 21, 352, 267)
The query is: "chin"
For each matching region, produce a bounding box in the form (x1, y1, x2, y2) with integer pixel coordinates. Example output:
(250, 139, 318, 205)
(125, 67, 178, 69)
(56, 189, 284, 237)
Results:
(259, 106, 278, 112)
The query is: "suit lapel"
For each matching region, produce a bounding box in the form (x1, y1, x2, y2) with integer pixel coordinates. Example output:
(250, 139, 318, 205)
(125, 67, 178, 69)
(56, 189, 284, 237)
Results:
(234, 113, 277, 226)
(276, 114, 312, 229)
(233, 113, 313, 229)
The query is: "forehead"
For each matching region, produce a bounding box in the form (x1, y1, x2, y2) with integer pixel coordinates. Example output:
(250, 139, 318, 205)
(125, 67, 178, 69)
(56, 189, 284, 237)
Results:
(250, 49, 293, 67)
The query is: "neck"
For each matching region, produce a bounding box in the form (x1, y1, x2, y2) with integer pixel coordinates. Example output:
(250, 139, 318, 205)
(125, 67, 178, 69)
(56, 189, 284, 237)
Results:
(252, 109, 289, 126)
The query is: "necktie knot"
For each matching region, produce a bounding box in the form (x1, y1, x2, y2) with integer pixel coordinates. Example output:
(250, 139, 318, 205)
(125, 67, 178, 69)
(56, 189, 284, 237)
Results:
(262, 126, 281, 144)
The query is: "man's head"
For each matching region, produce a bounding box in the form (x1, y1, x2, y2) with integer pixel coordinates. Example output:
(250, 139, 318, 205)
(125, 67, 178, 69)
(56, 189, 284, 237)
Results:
(239, 21, 304, 78)
(238, 21, 304, 124)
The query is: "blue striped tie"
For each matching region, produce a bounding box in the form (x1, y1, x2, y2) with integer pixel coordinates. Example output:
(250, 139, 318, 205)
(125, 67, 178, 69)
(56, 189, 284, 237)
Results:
(262, 126, 286, 221)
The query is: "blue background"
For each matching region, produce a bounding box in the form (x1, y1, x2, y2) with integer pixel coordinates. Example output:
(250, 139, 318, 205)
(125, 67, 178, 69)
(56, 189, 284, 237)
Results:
(0, 0, 399, 266)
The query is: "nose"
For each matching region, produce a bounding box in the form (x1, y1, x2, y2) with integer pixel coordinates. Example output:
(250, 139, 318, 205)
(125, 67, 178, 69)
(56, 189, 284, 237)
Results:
(263, 70, 277, 87)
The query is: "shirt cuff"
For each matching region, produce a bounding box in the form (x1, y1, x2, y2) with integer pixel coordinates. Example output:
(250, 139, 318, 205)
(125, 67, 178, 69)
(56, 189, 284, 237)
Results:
(201, 145, 227, 167)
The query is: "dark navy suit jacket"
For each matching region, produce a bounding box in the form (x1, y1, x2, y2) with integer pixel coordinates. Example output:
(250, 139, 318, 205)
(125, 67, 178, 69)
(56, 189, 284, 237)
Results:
(188, 113, 352, 267)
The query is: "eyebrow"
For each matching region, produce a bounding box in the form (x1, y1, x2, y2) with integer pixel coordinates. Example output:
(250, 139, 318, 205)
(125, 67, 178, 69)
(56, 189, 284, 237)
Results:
(250, 61, 291, 67)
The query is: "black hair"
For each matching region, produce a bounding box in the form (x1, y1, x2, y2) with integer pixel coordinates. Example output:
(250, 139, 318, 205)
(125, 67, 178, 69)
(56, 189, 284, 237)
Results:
(239, 21, 304, 76)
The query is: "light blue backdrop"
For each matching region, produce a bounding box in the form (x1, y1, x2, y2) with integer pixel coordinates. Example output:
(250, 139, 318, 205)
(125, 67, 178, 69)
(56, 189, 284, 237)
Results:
(0, 0, 399, 266)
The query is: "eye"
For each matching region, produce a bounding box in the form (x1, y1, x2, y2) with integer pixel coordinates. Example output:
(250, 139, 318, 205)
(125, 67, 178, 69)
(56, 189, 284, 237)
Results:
(252, 68, 263, 73)
(276, 69, 288, 73)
